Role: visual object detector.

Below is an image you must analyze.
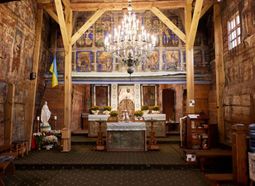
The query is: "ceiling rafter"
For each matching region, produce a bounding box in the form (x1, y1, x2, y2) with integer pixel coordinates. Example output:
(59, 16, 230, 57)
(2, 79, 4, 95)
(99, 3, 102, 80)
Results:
(71, 8, 106, 45)
(200, 0, 214, 18)
(39, 1, 186, 11)
(44, 8, 59, 23)
(186, 0, 204, 48)
(54, 0, 69, 51)
(151, 7, 186, 43)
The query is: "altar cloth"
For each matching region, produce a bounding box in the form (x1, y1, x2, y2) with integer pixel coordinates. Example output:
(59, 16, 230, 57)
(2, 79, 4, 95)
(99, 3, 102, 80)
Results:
(88, 114, 109, 121)
(107, 122, 146, 131)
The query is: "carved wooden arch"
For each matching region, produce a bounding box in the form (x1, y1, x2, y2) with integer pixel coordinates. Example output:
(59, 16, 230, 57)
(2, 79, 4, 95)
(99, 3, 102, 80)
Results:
(118, 99, 135, 121)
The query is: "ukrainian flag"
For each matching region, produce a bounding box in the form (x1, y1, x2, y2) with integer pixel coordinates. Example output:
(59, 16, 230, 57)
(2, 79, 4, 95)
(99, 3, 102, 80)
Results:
(49, 56, 58, 87)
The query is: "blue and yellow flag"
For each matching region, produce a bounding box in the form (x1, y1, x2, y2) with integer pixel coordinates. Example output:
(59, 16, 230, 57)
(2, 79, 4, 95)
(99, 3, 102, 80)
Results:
(49, 56, 58, 87)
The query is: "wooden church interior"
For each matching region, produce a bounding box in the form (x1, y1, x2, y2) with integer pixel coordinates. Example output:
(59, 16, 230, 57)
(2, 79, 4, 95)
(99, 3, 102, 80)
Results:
(0, 0, 255, 185)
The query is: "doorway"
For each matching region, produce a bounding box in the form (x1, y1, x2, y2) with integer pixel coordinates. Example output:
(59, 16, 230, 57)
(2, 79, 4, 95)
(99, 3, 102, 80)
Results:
(162, 89, 175, 122)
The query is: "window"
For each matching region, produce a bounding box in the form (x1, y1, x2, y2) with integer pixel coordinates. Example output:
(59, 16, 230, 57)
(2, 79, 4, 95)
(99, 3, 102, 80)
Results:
(227, 12, 241, 50)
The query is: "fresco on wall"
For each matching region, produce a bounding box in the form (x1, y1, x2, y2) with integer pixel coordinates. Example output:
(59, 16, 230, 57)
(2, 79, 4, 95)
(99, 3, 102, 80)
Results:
(96, 51, 113, 72)
(144, 12, 161, 47)
(0, 83, 7, 146)
(142, 86, 156, 106)
(142, 50, 159, 71)
(12, 29, 23, 74)
(162, 17, 179, 47)
(76, 51, 94, 72)
(163, 50, 180, 70)
(64, 10, 210, 74)
(1, 14, 16, 78)
(56, 51, 65, 74)
(76, 16, 93, 48)
(95, 14, 113, 47)
(23, 35, 34, 78)
(95, 86, 108, 106)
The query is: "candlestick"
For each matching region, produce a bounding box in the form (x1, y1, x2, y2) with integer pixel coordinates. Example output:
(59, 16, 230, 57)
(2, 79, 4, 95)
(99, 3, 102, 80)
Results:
(54, 116, 57, 120)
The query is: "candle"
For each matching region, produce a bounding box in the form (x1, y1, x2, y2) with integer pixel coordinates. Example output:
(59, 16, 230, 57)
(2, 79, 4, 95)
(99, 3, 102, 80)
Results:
(37, 116, 40, 121)
(54, 116, 57, 120)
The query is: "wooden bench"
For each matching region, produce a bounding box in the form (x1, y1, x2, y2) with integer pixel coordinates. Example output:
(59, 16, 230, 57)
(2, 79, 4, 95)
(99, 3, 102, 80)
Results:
(205, 173, 233, 186)
(196, 149, 232, 172)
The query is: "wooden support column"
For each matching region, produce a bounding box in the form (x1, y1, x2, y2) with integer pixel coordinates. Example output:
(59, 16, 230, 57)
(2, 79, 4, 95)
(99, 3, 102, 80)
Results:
(27, 8, 43, 150)
(214, 3, 225, 142)
(4, 83, 15, 145)
(63, 7, 72, 152)
(185, 1, 194, 114)
(185, 0, 203, 114)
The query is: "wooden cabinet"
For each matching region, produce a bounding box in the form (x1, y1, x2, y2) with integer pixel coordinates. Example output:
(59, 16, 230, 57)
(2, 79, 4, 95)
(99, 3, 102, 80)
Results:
(182, 114, 218, 149)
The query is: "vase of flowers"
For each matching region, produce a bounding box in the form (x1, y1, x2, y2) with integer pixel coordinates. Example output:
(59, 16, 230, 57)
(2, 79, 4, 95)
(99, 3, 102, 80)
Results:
(33, 132, 43, 150)
(90, 106, 99, 115)
(141, 105, 149, 114)
(108, 111, 118, 122)
(151, 106, 160, 114)
(103, 106, 111, 115)
(134, 110, 144, 120)
(42, 135, 58, 150)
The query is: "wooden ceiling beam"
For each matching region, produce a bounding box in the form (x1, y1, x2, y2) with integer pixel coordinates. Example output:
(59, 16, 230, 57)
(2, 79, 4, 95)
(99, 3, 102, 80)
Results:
(200, 1, 214, 18)
(71, 8, 106, 45)
(62, 0, 71, 8)
(54, 0, 69, 51)
(44, 8, 59, 23)
(186, 0, 203, 48)
(151, 7, 186, 43)
(40, 1, 186, 11)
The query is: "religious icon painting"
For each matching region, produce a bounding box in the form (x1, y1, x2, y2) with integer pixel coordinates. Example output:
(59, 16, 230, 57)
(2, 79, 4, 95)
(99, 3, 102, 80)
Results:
(75, 16, 93, 48)
(56, 51, 65, 74)
(144, 14, 161, 47)
(95, 85, 109, 107)
(12, 29, 23, 74)
(163, 50, 180, 71)
(95, 14, 113, 47)
(76, 51, 94, 72)
(142, 86, 156, 106)
(142, 50, 159, 71)
(162, 16, 179, 47)
(194, 49, 203, 67)
(96, 51, 113, 72)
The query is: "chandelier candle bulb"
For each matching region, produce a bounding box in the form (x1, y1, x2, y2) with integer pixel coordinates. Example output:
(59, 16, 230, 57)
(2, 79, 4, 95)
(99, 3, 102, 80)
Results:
(104, 0, 156, 74)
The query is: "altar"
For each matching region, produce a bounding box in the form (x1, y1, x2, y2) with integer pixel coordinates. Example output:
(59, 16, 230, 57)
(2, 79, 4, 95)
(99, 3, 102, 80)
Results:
(106, 122, 147, 151)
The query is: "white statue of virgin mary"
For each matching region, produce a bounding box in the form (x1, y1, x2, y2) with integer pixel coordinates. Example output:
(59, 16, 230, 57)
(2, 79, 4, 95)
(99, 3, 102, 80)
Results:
(40, 101, 52, 132)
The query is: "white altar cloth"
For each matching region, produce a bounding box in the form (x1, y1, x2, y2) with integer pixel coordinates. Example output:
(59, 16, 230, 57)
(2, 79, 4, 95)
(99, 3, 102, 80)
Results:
(143, 114, 166, 121)
(88, 114, 109, 121)
(107, 122, 146, 131)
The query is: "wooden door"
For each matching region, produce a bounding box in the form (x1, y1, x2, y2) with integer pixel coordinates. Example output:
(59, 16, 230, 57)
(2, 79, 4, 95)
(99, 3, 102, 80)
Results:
(162, 89, 175, 121)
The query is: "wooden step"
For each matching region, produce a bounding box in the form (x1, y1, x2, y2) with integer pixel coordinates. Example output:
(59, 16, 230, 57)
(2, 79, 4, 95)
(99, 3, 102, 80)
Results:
(205, 173, 233, 186)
